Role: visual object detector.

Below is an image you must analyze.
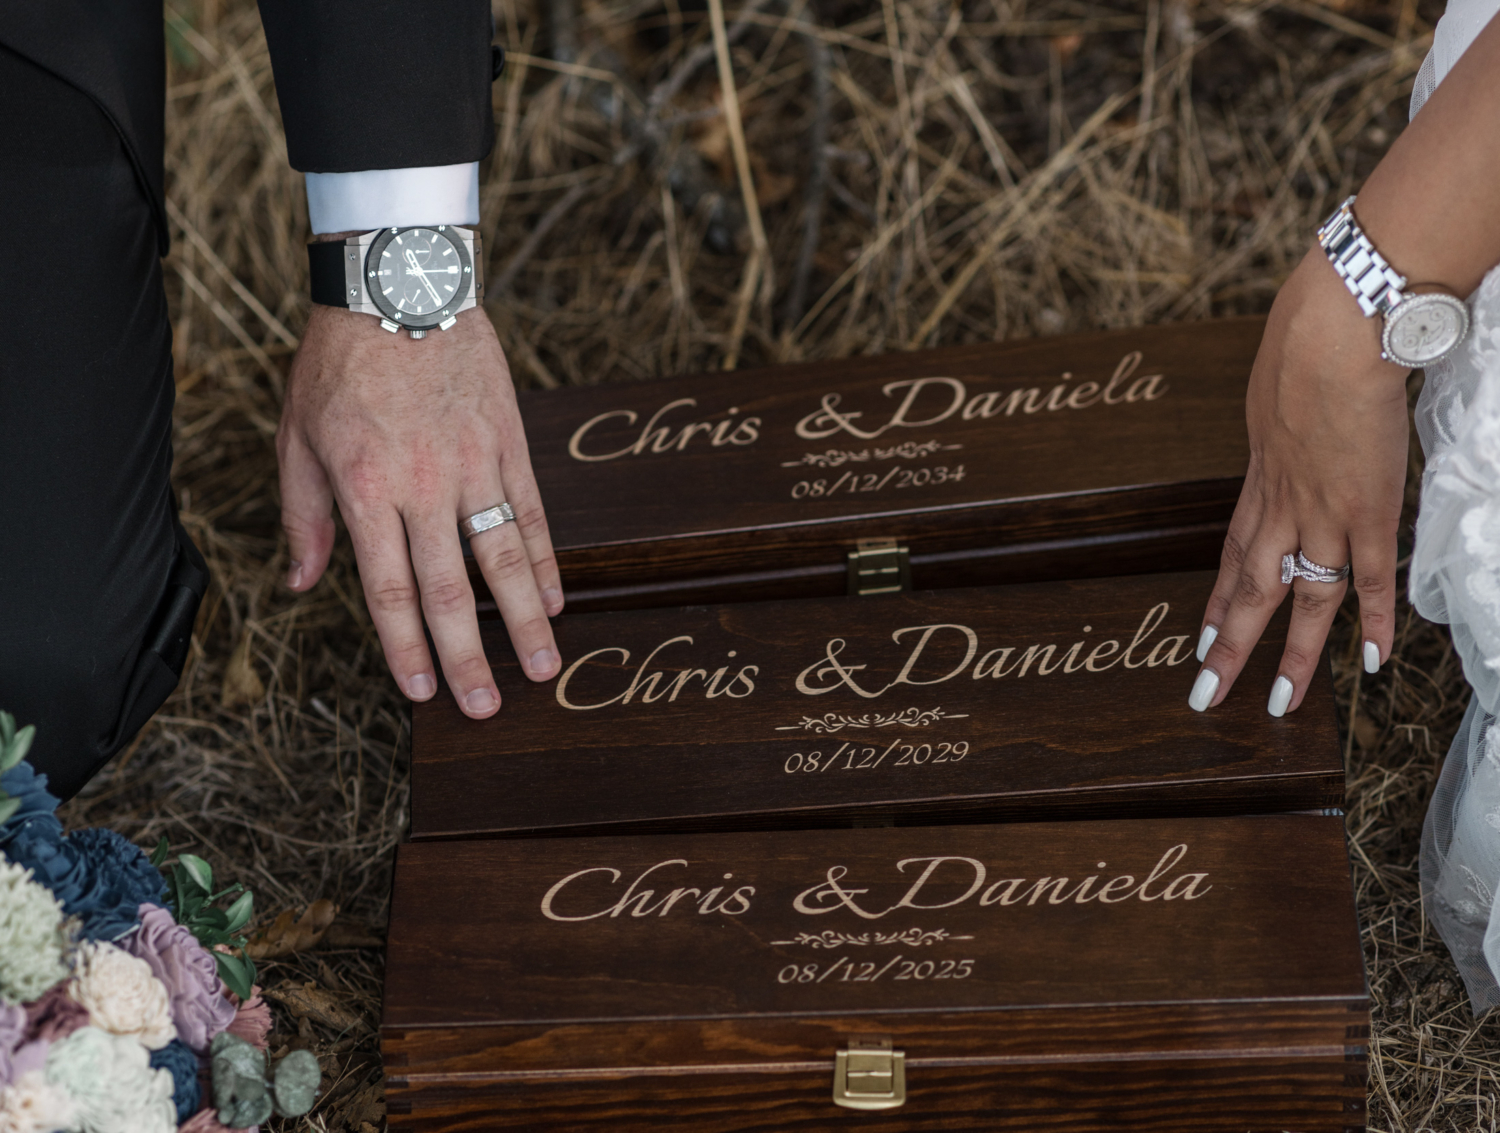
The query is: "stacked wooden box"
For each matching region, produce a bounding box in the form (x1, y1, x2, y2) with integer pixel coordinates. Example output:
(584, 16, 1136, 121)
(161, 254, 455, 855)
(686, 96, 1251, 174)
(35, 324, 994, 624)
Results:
(383, 317, 1368, 1132)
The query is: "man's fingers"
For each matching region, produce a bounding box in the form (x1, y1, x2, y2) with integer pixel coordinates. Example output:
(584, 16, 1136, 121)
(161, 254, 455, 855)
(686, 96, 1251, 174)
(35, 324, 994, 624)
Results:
(498, 449, 565, 617)
(1193, 519, 1292, 711)
(1269, 532, 1349, 717)
(277, 431, 337, 591)
(341, 506, 439, 704)
(467, 478, 561, 683)
(406, 510, 503, 718)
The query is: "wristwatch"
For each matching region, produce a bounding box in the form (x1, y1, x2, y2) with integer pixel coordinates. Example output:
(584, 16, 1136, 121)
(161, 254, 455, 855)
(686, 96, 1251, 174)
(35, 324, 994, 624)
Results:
(1316, 195, 1469, 369)
(308, 226, 483, 339)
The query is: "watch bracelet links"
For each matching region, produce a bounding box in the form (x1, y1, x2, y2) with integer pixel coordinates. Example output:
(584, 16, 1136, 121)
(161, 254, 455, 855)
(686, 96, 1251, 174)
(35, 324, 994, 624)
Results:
(1316, 195, 1408, 319)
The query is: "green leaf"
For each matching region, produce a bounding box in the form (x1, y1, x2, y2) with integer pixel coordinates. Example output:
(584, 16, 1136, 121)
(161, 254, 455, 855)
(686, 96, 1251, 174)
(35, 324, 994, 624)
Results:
(0, 712, 14, 749)
(224, 890, 255, 934)
(214, 951, 256, 1002)
(197, 907, 229, 932)
(3, 724, 34, 770)
(178, 853, 213, 894)
(0, 795, 18, 827)
(149, 836, 170, 868)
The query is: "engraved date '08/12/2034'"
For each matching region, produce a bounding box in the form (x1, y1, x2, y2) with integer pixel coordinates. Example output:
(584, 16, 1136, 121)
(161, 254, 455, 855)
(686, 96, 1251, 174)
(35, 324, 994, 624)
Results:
(790, 464, 966, 499)
(783, 740, 970, 775)
(776, 956, 976, 985)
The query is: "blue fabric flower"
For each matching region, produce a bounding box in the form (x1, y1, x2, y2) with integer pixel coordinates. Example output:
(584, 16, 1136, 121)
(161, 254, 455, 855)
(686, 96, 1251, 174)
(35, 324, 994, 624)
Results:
(0, 761, 62, 850)
(149, 1038, 202, 1122)
(4, 827, 165, 942)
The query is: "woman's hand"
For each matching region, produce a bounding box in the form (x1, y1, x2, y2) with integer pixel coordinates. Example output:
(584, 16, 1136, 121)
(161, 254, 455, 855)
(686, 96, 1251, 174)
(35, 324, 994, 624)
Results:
(1191, 245, 1410, 716)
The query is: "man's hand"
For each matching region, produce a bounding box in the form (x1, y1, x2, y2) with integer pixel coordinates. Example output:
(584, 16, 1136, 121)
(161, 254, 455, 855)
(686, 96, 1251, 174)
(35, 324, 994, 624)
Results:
(276, 305, 564, 718)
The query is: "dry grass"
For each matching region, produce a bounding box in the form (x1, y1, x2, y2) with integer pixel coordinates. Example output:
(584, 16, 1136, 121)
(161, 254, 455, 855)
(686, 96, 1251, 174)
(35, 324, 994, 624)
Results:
(50, 0, 1479, 1127)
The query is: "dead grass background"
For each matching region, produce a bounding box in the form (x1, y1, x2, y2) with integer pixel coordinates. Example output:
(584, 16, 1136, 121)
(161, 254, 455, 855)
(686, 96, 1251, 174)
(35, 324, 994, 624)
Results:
(47, 0, 1486, 1127)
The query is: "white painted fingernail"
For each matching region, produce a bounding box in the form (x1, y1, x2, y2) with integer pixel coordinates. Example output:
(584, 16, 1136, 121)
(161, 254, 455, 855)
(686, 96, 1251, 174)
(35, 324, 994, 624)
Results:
(1364, 640, 1380, 674)
(1188, 668, 1220, 712)
(1195, 625, 1218, 663)
(1267, 675, 1294, 718)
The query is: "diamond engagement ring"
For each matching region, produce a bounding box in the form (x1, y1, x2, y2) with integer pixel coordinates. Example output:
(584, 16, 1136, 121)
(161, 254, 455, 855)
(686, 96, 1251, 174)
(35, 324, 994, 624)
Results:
(1281, 551, 1351, 585)
(460, 503, 515, 539)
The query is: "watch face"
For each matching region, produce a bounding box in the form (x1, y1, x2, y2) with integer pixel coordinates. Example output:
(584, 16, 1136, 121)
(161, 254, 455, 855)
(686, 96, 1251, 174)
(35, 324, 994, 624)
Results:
(1383, 293, 1470, 368)
(366, 227, 472, 326)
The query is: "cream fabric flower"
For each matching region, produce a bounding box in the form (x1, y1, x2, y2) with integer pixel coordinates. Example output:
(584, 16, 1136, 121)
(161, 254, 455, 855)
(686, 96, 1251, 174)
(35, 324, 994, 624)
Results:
(0, 859, 69, 1006)
(0, 1069, 76, 1133)
(45, 1028, 174, 1133)
(68, 944, 174, 1051)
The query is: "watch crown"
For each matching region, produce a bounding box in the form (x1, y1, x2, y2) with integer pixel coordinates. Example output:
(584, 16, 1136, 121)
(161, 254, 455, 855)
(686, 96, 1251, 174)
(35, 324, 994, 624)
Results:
(408, 329, 427, 340)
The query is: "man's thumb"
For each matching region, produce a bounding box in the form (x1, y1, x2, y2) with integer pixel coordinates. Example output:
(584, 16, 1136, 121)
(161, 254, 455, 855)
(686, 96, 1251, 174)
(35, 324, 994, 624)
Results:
(279, 434, 337, 591)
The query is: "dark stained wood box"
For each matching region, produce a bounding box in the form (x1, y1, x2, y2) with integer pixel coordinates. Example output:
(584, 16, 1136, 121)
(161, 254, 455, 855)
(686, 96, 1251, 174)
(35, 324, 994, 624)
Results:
(383, 814, 1368, 1132)
(499, 318, 1261, 611)
(411, 571, 1342, 841)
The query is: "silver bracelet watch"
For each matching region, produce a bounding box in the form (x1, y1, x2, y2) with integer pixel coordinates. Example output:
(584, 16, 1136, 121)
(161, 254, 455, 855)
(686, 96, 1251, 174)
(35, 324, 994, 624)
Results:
(308, 225, 483, 339)
(1316, 195, 1469, 368)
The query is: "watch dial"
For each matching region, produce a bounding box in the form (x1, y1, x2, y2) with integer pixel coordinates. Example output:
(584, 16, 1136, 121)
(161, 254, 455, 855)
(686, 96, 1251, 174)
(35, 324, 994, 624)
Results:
(375, 228, 465, 317)
(1384, 294, 1469, 367)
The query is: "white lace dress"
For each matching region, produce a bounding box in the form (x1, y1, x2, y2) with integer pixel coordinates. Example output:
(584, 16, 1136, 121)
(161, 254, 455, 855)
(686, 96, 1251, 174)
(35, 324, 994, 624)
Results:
(1408, 0, 1500, 1014)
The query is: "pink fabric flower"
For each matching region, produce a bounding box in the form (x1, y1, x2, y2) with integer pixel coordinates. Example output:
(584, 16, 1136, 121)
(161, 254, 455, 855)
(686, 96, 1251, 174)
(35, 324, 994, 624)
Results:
(224, 987, 270, 1052)
(122, 904, 235, 1054)
(22, 983, 88, 1044)
(179, 1105, 257, 1133)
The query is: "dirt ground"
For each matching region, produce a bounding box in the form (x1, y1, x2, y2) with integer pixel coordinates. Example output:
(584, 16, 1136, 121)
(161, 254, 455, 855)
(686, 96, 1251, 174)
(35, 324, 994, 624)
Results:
(50, 1, 1491, 1128)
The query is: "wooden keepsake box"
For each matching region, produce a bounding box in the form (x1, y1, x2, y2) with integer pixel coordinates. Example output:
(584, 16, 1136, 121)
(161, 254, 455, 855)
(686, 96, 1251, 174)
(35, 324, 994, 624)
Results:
(497, 318, 1261, 611)
(410, 570, 1342, 841)
(383, 814, 1368, 1132)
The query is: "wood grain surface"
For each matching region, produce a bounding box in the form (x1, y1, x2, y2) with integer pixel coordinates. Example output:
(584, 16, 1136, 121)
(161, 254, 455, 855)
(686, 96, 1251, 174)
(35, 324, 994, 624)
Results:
(383, 815, 1366, 1131)
(486, 318, 1261, 611)
(411, 572, 1341, 840)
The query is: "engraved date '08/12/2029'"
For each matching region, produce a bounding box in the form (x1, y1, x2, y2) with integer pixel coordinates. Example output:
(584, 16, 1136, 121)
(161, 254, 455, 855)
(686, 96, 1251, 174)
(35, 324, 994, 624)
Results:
(776, 956, 976, 985)
(783, 739, 970, 775)
(790, 464, 966, 499)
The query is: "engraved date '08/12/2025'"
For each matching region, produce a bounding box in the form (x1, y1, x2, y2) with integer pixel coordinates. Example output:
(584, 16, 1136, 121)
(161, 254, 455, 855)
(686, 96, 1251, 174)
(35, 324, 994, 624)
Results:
(790, 464, 966, 499)
(783, 740, 969, 775)
(776, 956, 976, 985)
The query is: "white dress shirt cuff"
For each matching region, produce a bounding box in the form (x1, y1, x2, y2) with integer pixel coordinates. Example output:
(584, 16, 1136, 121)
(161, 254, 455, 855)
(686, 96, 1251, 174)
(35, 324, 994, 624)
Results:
(304, 162, 480, 234)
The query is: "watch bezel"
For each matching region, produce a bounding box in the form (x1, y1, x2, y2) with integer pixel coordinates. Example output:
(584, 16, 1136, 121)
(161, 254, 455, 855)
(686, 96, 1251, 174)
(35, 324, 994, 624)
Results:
(363, 226, 474, 330)
(1380, 291, 1471, 369)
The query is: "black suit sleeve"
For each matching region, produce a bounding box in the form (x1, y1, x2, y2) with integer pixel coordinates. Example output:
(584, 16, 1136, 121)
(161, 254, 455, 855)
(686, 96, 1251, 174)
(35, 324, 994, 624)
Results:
(257, 0, 494, 173)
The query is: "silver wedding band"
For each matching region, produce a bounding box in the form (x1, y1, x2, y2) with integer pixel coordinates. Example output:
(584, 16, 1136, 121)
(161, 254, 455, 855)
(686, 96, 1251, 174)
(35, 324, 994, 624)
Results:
(1281, 550, 1350, 585)
(460, 502, 515, 539)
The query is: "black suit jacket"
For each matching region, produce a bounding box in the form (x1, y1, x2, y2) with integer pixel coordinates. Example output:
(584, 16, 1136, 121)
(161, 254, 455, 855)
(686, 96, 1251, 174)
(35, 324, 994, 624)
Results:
(0, 0, 496, 252)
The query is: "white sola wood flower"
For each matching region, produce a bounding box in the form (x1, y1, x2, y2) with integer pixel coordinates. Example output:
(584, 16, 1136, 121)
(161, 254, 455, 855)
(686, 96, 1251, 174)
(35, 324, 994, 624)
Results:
(0, 858, 69, 1006)
(0, 1071, 76, 1133)
(68, 943, 174, 1050)
(44, 1028, 174, 1133)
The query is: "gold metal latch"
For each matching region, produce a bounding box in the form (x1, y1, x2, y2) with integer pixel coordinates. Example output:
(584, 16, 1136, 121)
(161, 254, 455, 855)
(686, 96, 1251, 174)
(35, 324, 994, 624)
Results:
(832, 1035, 907, 1111)
(847, 539, 911, 597)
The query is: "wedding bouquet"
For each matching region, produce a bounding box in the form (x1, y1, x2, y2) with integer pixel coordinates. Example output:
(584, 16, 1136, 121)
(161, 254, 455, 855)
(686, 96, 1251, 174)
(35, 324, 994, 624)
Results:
(0, 713, 320, 1133)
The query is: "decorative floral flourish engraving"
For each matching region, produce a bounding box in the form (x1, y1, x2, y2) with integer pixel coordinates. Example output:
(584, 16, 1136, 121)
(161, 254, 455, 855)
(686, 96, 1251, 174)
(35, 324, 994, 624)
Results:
(769, 927, 974, 948)
(780, 440, 962, 468)
(774, 707, 968, 733)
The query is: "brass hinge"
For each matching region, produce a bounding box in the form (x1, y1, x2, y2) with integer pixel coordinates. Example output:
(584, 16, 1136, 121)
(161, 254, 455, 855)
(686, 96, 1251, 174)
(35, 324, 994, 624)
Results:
(832, 1035, 906, 1111)
(847, 538, 911, 597)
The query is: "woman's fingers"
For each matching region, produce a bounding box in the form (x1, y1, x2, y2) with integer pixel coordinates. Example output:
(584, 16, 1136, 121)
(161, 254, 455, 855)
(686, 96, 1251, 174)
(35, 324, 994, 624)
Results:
(1349, 527, 1398, 674)
(1198, 484, 1266, 661)
(1192, 516, 1296, 712)
(1269, 533, 1350, 717)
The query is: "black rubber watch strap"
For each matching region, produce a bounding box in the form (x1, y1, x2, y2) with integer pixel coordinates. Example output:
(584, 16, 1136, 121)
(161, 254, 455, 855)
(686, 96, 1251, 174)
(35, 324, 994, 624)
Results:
(308, 241, 353, 307)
